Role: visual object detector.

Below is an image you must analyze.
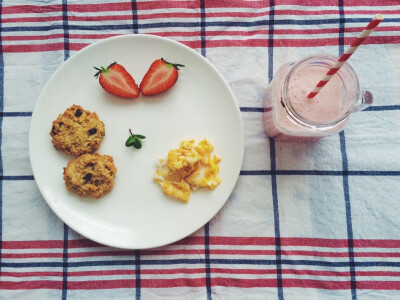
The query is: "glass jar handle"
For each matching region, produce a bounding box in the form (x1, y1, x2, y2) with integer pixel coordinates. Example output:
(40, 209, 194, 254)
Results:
(353, 90, 373, 112)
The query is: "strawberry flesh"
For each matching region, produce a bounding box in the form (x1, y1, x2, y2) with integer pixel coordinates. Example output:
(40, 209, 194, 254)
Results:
(140, 58, 184, 96)
(95, 63, 139, 98)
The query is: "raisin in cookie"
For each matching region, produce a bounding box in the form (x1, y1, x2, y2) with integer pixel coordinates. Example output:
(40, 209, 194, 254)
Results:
(63, 153, 117, 198)
(50, 105, 105, 156)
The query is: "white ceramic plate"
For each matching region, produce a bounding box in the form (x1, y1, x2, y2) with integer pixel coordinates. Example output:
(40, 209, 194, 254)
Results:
(29, 34, 244, 249)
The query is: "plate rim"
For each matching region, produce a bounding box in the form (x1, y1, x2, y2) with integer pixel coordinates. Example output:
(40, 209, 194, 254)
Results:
(29, 33, 244, 249)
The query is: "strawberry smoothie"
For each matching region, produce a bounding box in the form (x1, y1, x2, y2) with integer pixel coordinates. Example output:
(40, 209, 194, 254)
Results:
(263, 55, 362, 142)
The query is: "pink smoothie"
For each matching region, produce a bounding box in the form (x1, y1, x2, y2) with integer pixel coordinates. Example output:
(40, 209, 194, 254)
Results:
(264, 65, 348, 141)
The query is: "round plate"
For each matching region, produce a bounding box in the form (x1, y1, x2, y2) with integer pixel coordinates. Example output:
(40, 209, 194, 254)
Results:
(29, 34, 244, 249)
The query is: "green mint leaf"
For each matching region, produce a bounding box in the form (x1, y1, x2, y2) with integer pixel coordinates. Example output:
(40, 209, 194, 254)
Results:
(132, 138, 142, 149)
(133, 134, 146, 139)
(125, 136, 136, 147)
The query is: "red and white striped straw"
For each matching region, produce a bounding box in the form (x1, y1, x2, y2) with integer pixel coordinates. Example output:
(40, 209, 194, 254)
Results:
(307, 14, 384, 99)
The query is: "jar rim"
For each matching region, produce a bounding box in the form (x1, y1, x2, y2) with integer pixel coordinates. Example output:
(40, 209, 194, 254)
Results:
(282, 54, 360, 129)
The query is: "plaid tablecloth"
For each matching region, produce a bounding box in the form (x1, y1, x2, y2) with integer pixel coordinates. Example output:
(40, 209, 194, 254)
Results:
(1, 0, 400, 299)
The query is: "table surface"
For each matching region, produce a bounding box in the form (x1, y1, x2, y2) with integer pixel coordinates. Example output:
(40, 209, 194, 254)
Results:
(1, 1, 400, 299)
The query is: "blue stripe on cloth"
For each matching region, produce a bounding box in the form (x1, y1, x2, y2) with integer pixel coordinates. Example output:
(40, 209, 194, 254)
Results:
(61, 2, 69, 299)
(200, 3, 211, 298)
(62, 224, 68, 300)
(1, 176, 34, 180)
(200, 0, 206, 57)
(131, 0, 138, 34)
(1, 18, 399, 32)
(204, 223, 212, 300)
(4, 259, 400, 268)
(340, 131, 357, 299)
(268, 1, 284, 299)
(0, 112, 32, 117)
(240, 107, 265, 112)
(338, 4, 357, 298)
(135, 249, 141, 300)
(62, 0, 69, 61)
(364, 105, 400, 111)
(0, 0, 3, 279)
(240, 170, 400, 176)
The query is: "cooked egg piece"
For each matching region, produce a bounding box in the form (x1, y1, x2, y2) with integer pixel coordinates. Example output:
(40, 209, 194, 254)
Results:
(154, 138, 221, 203)
(186, 155, 221, 190)
(160, 180, 191, 202)
(167, 147, 199, 172)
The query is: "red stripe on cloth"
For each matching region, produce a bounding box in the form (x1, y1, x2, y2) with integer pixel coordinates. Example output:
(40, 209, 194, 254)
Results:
(67, 3, 132, 13)
(67, 239, 105, 249)
(203, 0, 266, 9)
(68, 14, 133, 22)
(357, 281, 400, 290)
(138, 12, 200, 20)
(283, 269, 351, 277)
(2, 43, 66, 52)
(69, 270, 136, 276)
(350, 37, 367, 48)
(2, 240, 63, 249)
(2, 34, 65, 41)
(0, 280, 63, 290)
(211, 268, 277, 275)
(1, 271, 63, 278)
(355, 252, 400, 258)
(68, 250, 135, 258)
(212, 278, 278, 287)
(212, 269, 350, 277)
(68, 280, 135, 289)
(69, 33, 121, 40)
(357, 271, 400, 277)
(281, 237, 349, 248)
(141, 268, 205, 275)
(2, 16, 62, 23)
(283, 279, 351, 289)
(143, 31, 201, 38)
(179, 236, 277, 246)
(2, 252, 62, 258)
(2, 5, 61, 14)
(137, 1, 200, 10)
(282, 250, 349, 258)
(142, 249, 277, 256)
(354, 239, 400, 248)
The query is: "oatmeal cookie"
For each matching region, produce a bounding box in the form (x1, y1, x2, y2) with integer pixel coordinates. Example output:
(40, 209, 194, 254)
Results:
(50, 105, 105, 156)
(63, 153, 117, 198)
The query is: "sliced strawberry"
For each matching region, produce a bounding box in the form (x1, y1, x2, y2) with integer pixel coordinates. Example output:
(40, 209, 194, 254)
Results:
(94, 62, 139, 98)
(140, 58, 184, 96)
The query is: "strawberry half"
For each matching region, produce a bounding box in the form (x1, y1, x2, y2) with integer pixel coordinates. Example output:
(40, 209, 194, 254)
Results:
(94, 62, 139, 98)
(140, 58, 184, 96)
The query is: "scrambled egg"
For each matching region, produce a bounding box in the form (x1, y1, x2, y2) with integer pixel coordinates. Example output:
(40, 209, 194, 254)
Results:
(154, 139, 222, 202)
